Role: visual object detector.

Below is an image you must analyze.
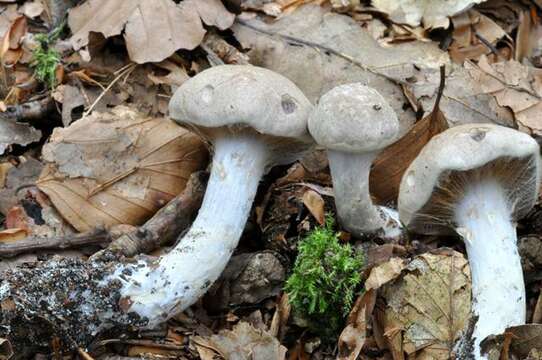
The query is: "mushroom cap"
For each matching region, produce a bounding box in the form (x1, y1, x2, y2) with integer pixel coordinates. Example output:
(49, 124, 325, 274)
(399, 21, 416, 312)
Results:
(398, 124, 541, 235)
(169, 65, 312, 141)
(308, 83, 400, 153)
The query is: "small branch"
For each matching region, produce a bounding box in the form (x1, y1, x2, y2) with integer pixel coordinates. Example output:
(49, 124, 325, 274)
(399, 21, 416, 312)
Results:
(2, 96, 55, 122)
(0, 228, 109, 258)
(99, 171, 207, 257)
(201, 32, 250, 65)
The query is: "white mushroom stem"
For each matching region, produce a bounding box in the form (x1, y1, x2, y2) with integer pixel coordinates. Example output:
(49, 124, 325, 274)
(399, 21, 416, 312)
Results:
(327, 150, 401, 238)
(117, 135, 268, 327)
(455, 179, 525, 360)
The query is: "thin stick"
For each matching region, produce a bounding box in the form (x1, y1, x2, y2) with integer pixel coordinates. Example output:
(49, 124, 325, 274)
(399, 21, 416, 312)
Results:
(82, 63, 135, 118)
(0, 228, 109, 258)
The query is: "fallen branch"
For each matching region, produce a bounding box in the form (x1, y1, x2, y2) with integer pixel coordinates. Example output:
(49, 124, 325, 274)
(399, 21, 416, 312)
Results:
(104, 171, 207, 256)
(0, 228, 108, 257)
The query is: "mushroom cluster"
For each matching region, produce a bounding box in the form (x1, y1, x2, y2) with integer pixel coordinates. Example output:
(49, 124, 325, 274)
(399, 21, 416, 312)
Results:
(399, 124, 540, 359)
(0, 64, 539, 359)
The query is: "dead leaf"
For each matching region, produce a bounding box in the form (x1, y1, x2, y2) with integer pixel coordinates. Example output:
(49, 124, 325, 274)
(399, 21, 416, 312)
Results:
(232, 4, 448, 133)
(337, 289, 377, 360)
(36, 106, 208, 232)
(365, 257, 406, 291)
(270, 293, 291, 339)
(449, 10, 507, 63)
(185, 0, 235, 30)
(54, 84, 86, 126)
(0, 228, 27, 243)
(302, 189, 325, 225)
(0, 157, 43, 215)
(192, 322, 287, 360)
(372, 0, 487, 29)
(68, 0, 234, 64)
(480, 324, 542, 359)
(371, 66, 449, 204)
(379, 252, 471, 359)
(1, 15, 27, 67)
(147, 60, 189, 88)
(464, 55, 542, 135)
(21, 0, 44, 19)
(0, 119, 41, 155)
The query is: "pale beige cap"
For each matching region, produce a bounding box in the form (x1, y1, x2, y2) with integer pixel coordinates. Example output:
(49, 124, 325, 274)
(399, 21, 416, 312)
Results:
(308, 83, 400, 153)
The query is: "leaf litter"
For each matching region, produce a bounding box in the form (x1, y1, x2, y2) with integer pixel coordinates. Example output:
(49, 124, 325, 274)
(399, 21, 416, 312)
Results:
(0, 0, 541, 358)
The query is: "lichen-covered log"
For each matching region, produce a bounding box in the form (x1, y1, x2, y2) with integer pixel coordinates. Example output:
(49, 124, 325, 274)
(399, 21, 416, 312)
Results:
(0, 254, 144, 355)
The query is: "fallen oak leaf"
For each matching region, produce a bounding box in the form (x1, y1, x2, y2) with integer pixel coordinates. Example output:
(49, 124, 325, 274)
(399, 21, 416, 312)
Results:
(378, 251, 471, 359)
(192, 322, 287, 360)
(36, 106, 208, 232)
(370, 66, 449, 204)
(302, 189, 325, 225)
(0, 118, 41, 156)
(337, 289, 377, 360)
(69, 0, 234, 64)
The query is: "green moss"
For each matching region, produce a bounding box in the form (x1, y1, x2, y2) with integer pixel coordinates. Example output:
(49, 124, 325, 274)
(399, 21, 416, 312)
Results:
(31, 24, 64, 89)
(284, 216, 364, 337)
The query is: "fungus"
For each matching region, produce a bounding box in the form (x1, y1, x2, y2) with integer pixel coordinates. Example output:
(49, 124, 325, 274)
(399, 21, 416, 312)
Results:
(398, 124, 541, 359)
(308, 83, 402, 238)
(116, 65, 313, 326)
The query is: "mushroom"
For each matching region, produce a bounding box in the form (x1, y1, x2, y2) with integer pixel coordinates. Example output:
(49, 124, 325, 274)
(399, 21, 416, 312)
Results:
(308, 83, 402, 238)
(398, 124, 540, 359)
(117, 65, 313, 326)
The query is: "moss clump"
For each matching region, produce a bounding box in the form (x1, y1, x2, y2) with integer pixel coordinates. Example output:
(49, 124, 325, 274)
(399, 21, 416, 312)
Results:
(284, 217, 364, 337)
(31, 24, 63, 89)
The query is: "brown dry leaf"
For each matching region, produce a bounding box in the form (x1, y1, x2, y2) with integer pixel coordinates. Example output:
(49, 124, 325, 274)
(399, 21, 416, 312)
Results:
(53, 84, 87, 126)
(0, 157, 43, 215)
(192, 322, 287, 360)
(270, 293, 291, 339)
(365, 257, 406, 291)
(372, 0, 487, 29)
(371, 67, 448, 204)
(36, 106, 208, 232)
(0, 228, 27, 243)
(0, 119, 41, 155)
(0, 162, 13, 188)
(379, 251, 471, 359)
(233, 4, 449, 134)
(302, 189, 325, 225)
(0, 5, 19, 38)
(480, 324, 542, 359)
(0, 15, 26, 67)
(465, 55, 542, 135)
(337, 289, 377, 360)
(69, 0, 234, 64)
(147, 60, 189, 88)
(449, 10, 507, 63)
(415, 66, 515, 128)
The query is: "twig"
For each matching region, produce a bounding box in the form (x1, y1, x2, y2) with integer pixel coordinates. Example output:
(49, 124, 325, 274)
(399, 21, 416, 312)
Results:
(77, 347, 95, 360)
(474, 32, 499, 57)
(202, 32, 250, 65)
(2, 96, 55, 122)
(234, 18, 408, 86)
(82, 63, 135, 118)
(95, 171, 207, 257)
(0, 228, 109, 258)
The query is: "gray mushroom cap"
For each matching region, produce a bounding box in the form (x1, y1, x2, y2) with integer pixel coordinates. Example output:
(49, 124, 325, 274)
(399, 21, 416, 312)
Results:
(169, 65, 312, 142)
(399, 124, 541, 234)
(308, 83, 400, 153)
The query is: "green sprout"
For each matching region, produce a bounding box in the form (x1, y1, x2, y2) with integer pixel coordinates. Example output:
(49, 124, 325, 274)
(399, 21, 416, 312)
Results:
(31, 24, 64, 89)
(284, 216, 364, 337)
